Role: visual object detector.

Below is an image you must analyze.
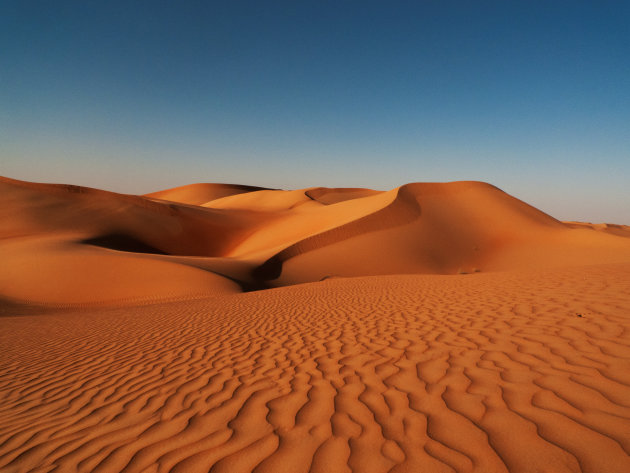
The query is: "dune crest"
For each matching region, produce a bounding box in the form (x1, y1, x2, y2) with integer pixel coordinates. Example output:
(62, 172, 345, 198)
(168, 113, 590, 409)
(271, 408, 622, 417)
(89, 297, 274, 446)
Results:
(144, 182, 270, 206)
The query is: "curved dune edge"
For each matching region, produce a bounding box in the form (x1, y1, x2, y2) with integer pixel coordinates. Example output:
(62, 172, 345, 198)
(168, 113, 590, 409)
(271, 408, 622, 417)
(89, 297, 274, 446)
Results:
(144, 182, 270, 206)
(214, 187, 397, 260)
(1, 264, 630, 472)
(305, 187, 382, 205)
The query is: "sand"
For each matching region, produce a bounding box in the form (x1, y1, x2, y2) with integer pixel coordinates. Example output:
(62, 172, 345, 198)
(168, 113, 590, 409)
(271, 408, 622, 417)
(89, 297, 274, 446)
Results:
(1, 176, 630, 472)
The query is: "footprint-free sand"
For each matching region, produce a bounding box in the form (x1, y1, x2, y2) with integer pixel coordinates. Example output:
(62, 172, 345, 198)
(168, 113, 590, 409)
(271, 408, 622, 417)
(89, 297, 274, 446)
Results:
(2, 176, 630, 472)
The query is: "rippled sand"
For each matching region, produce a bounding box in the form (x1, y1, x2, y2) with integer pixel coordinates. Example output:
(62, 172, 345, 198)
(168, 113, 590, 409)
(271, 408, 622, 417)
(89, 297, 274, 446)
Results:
(2, 265, 630, 472)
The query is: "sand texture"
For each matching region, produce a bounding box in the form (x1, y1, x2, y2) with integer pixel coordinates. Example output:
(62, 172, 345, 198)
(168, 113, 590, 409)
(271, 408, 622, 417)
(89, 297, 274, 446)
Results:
(2, 176, 630, 472)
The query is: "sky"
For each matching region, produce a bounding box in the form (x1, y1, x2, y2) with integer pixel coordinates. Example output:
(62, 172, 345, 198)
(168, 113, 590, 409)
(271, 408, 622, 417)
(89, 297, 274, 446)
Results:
(1, 1, 629, 223)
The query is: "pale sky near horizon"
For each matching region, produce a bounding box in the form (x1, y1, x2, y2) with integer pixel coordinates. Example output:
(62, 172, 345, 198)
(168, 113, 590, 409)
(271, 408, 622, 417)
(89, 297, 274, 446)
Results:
(1, 1, 629, 223)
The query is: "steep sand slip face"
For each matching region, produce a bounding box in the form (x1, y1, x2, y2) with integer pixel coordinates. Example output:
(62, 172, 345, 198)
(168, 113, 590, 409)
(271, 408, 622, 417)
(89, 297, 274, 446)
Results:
(1, 264, 630, 472)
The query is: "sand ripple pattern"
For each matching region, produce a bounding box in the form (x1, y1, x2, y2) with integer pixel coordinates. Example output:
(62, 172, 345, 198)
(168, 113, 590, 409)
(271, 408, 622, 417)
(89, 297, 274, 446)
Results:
(1, 264, 630, 472)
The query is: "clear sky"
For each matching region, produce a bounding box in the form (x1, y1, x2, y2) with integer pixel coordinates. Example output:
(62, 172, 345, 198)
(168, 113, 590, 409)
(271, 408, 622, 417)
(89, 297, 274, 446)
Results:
(2, 1, 629, 223)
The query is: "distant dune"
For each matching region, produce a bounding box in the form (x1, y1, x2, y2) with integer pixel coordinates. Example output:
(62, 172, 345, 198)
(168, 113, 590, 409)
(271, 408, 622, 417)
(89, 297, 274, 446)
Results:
(145, 182, 270, 206)
(2, 175, 630, 472)
(1, 176, 629, 305)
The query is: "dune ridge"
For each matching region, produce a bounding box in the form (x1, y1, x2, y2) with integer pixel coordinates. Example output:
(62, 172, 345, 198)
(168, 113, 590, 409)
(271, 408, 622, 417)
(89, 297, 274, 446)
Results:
(2, 176, 630, 305)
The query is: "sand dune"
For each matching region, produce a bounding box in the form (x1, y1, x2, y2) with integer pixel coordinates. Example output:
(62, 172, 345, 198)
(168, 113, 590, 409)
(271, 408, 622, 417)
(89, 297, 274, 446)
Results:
(2, 175, 630, 304)
(563, 221, 630, 238)
(2, 175, 630, 472)
(259, 182, 630, 286)
(0, 177, 270, 303)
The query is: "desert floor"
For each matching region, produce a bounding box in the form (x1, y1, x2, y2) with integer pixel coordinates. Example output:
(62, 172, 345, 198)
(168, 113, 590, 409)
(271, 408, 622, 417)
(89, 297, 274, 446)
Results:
(2, 264, 630, 473)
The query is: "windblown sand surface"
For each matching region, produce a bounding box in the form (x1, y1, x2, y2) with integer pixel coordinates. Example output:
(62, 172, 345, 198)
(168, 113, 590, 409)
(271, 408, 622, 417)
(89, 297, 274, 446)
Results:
(1, 176, 630, 472)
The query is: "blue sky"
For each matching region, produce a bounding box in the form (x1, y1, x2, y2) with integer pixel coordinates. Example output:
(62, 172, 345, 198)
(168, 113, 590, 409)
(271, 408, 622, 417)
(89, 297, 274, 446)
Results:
(2, 1, 629, 222)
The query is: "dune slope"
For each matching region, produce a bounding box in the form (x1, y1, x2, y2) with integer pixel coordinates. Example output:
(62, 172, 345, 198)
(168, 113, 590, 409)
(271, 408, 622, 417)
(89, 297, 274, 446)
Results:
(2, 176, 630, 305)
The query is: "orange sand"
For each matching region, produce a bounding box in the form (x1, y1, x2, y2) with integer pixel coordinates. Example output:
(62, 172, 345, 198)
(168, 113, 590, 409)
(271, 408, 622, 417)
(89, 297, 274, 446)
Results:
(1, 176, 630, 472)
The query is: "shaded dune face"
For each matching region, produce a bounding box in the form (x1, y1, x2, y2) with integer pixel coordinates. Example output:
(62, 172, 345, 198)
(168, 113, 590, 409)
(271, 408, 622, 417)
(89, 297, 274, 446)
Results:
(82, 233, 170, 255)
(1, 175, 630, 305)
